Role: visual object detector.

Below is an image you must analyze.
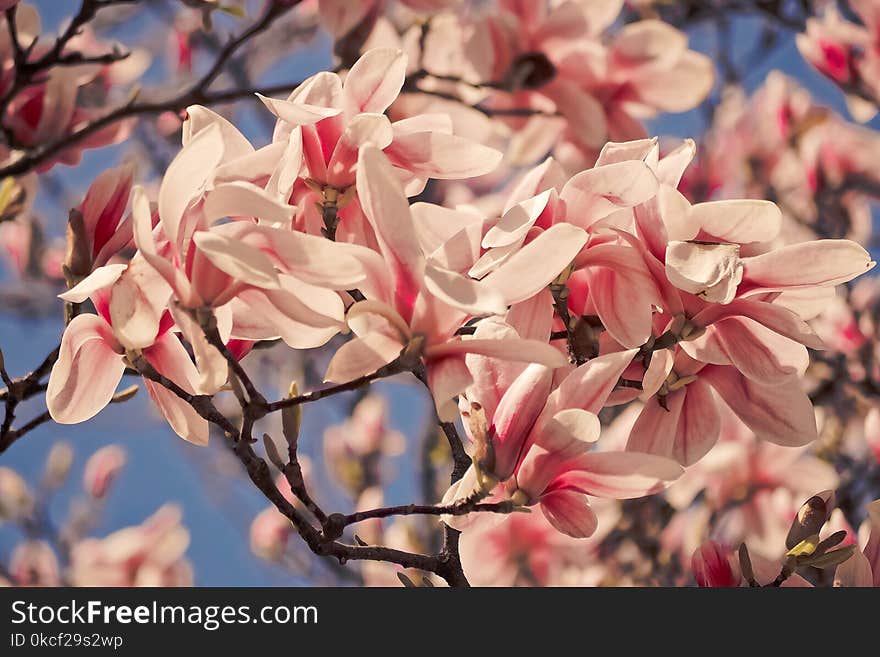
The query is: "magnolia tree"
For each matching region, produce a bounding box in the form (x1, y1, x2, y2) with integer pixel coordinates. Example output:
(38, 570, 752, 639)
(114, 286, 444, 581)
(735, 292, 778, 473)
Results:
(2, 0, 880, 588)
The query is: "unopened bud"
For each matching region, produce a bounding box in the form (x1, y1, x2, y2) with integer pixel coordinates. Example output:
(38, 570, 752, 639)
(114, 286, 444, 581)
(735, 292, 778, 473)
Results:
(786, 491, 835, 549)
(281, 382, 302, 450)
(44, 442, 74, 488)
(83, 445, 127, 498)
(112, 384, 139, 404)
(0, 467, 33, 520)
(263, 433, 286, 470)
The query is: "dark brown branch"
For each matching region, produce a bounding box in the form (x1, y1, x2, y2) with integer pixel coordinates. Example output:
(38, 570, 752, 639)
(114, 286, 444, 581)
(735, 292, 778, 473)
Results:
(265, 359, 405, 412)
(341, 499, 517, 527)
(0, 344, 60, 454)
(0, 1, 304, 178)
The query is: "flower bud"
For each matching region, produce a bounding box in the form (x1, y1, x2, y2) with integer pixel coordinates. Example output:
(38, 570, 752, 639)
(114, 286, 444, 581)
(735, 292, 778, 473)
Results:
(0, 467, 33, 520)
(282, 382, 302, 450)
(83, 445, 127, 499)
(786, 491, 835, 550)
(44, 441, 74, 488)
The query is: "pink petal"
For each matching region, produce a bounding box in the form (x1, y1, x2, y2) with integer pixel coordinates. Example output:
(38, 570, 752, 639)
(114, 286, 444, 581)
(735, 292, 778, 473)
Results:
(665, 241, 742, 304)
(47, 314, 125, 424)
(424, 262, 506, 316)
(673, 379, 720, 466)
(563, 450, 683, 498)
(481, 223, 588, 305)
(626, 391, 684, 459)
(701, 365, 818, 447)
(540, 490, 599, 539)
(232, 276, 345, 349)
(741, 240, 876, 291)
(559, 160, 658, 228)
(202, 181, 295, 226)
(183, 105, 254, 161)
(491, 363, 554, 479)
(694, 298, 825, 350)
(343, 48, 407, 115)
(108, 257, 172, 350)
(834, 552, 874, 587)
(324, 332, 405, 383)
(257, 93, 342, 126)
(505, 290, 555, 342)
(158, 123, 224, 249)
(58, 264, 126, 304)
(142, 332, 209, 445)
(556, 348, 638, 414)
(191, 231, 280, 290)
(131, 186, 195, 306)
(712, 317, 808, 384)
(630, 51, 714, 112)
(384, 130, 503, 179)
(482, 190, 552, 248)
(356, 145, 424, 320)
(210, 222, 368, 290)
(691, 200, 782, 244)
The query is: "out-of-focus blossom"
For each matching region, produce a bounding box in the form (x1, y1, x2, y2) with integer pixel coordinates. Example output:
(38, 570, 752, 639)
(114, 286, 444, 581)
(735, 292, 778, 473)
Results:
(834, 499, 880, 586)
(0, 466, 32, 520)
(8, 541, 61, 586)
(324, 395, 405, 495)
(69, 505, 193, 586)
(83, 444, 127, 498)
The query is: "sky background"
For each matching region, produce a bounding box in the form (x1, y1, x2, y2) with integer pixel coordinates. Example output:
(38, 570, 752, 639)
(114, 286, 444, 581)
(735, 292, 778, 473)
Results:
(1, 2, 877, 586)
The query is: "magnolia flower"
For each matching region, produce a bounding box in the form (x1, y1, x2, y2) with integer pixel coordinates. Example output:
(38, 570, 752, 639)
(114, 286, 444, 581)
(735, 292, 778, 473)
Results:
(448, 349, 682, 538)
(796, 2, 880, 122)
(259, 48, 501, 240)
(65, 164, 135, 280)
(473, 153, 662, 347)
(324, 395, 405, 495)
(69, 505, 193, 587)
(47, 259, 211, 444)
(324, 145, 568, 418)
(83, 444, 127, 498)
(8, 541, 61, 586)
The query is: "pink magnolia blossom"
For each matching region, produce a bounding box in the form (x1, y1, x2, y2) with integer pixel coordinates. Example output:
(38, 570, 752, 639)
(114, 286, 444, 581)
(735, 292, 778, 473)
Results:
(447, 349, 682, 538)
(47, 259, 211, 444)
(324, 395, 405, 494)
(797, 1, 880, 122)
(8, 541, 61, 586)
(83, 444, 127, 498)
(0, 465, 32, 520)
(258, 48, 501, 241)
(66, 164, 135, 277)
(69, 505, 193, 587)
(475, 152, 662, 347)
(324, 145, 568, 418)
(457, 499, 619, 586)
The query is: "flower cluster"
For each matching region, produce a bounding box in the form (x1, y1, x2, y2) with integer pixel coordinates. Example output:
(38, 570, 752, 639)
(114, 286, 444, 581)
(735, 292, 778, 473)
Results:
(2, 0, 880, 588)
(0, 443, 192, 587)
(41, 43, 874, 561)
